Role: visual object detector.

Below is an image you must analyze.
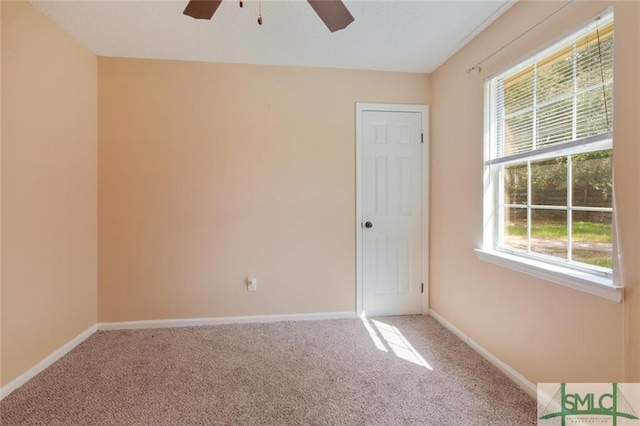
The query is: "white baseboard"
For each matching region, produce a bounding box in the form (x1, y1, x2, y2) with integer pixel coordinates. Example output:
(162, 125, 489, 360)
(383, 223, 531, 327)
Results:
(0, 325, 97, 400)
(98, 311, 358, 330)
(428, 310, 537, 399)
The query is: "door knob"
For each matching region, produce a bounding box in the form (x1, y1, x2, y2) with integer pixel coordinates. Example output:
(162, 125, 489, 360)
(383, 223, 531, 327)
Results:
(365, 221, 373, 228)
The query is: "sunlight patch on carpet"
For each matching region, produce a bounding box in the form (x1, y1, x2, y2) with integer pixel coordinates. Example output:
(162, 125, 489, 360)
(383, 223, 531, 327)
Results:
(361, 318, 433, 370)
(361, 317, 389, 352)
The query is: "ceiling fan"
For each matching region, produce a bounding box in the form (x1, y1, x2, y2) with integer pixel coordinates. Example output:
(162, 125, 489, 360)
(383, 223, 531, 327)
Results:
(183, 0, 354, 33)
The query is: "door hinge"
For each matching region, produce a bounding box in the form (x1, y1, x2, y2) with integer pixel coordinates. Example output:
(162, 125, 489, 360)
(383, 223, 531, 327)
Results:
(421, 133, 424, 143)
(421, 282, 424, 293)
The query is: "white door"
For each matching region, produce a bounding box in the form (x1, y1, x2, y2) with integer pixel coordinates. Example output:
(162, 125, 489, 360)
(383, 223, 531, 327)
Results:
(361, 109, 424, 316)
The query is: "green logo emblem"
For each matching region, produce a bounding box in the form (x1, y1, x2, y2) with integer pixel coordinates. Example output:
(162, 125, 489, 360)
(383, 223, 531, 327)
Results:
(540, 383, 639, 426)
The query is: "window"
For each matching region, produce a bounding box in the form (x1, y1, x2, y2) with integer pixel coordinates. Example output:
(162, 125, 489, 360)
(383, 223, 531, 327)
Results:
(480, 12, 617, 298)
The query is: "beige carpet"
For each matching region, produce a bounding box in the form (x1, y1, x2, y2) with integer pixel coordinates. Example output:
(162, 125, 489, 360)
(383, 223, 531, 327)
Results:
(0, 315, 536, 425)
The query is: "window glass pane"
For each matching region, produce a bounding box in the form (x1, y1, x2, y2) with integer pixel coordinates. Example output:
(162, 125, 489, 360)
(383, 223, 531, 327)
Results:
(504, 66, 533, 115)
(531, 158, 567, 206)
(537, 48, 573, 103)
(536, 97, 574, 147)
(531, 209, 567, 258)
(503, 163, 528, 205)
(572, 150, 613, 208)
(572, 211, 612, 268)
(576, 29, 614, 90)
(504, 112, 533, 155)
(502, 207, 527, 251)
(489, 14, 613, 273)
(576, 83, 613, 138)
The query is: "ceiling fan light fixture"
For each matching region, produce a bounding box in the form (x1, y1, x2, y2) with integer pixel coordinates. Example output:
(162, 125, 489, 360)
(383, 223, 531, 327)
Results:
(183, 0, 222, 20)
(307, 0, 354, 33)
(183, 0, 354, 32)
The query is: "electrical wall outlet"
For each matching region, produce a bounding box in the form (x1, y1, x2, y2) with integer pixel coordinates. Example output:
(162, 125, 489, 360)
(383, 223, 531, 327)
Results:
(246, 276, 257, 292)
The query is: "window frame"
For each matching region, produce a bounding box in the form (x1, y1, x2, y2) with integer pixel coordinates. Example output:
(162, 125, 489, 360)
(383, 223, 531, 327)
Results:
(494, 149, 613, 279)
(478, 9, 622, 303)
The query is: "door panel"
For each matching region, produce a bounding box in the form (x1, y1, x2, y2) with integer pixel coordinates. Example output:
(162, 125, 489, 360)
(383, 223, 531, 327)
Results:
(362, 110, 422, 316)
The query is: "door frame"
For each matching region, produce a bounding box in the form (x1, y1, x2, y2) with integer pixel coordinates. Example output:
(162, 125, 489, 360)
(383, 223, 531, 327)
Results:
(355, 103, 429, 317)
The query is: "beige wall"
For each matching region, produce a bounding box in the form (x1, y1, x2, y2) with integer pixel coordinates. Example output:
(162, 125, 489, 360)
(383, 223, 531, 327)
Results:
(1, 1, 98, 386)
(98, 58, 430, 322)
(0, 0, 4, 384)
(430, 0, 639, 383)
(629, 0, 640, 383)
(2, 0, 635, 394)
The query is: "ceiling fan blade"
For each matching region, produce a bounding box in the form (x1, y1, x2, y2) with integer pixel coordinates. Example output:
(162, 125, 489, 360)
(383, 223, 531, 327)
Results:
(307, 0, 354, 33)
(183, 0, 223, 20)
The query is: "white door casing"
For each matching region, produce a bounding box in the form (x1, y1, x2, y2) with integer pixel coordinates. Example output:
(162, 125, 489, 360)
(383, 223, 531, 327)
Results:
(356, 104, 429, 317)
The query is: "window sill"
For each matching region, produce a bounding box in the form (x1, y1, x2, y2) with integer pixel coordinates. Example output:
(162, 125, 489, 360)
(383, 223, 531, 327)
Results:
(475, 249, 622, 303)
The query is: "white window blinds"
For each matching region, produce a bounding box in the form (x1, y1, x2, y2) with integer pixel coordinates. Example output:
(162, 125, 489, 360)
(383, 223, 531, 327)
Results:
(487, 13, 613, 166)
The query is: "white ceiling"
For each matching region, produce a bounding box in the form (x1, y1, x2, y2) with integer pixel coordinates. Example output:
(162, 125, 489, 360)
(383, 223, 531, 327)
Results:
(29, 0, 514, 73)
